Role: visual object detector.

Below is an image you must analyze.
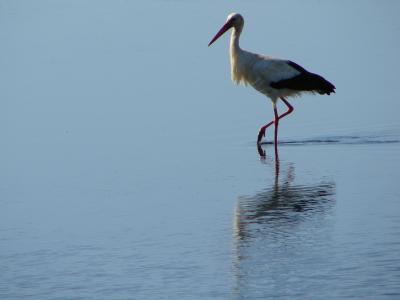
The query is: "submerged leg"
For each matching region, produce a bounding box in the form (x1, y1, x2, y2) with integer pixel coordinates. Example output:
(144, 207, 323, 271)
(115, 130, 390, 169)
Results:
(257, 97, 294, 144)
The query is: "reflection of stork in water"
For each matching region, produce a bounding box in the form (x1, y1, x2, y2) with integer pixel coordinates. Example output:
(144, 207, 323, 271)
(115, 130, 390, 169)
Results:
(234, 159, 335, 241)
(232, 159, 336, 298)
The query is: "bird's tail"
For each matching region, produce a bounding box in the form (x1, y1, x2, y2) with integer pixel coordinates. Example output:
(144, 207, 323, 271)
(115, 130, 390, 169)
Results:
(312, 73, 335, 95)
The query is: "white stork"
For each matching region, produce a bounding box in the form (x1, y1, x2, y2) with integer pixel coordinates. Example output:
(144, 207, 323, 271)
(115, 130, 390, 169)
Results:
(208, 13, 335, 157)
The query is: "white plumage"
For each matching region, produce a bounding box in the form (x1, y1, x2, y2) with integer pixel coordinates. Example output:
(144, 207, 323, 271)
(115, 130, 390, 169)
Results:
(208, 13, 335, 157)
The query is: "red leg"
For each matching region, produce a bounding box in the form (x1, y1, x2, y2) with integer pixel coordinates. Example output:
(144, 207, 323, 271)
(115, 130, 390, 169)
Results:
(274, 104, 279, 155)
(257, 120, 274, 143)
(278, 97, 294, 120)
(257, 97, 294, 144)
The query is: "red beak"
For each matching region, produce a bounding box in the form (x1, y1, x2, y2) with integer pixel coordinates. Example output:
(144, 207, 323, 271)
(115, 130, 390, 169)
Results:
(208, 20, 233, 46)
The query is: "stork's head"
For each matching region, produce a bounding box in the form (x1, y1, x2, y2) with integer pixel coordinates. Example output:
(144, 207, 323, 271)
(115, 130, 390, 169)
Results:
(208, 13, 244, 46)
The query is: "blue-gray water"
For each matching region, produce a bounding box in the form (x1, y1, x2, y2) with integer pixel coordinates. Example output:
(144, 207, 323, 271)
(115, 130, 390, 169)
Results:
(1, 1, 400, 299)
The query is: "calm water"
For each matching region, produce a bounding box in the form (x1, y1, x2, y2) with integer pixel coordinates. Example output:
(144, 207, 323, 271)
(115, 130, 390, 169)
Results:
(1, 1, 400, 299)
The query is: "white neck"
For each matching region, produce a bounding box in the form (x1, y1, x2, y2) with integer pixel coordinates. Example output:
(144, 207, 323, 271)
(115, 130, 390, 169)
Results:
(230, 27, 242, 55)
(230, 27, 244, 84)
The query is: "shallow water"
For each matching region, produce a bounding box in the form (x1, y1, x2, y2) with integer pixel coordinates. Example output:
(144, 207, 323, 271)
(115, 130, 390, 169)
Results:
(1, 1, 400, 299)
(235, 136, 400, 299)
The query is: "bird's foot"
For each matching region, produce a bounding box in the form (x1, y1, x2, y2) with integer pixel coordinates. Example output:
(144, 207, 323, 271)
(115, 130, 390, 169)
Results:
(257, 142, 266, 158)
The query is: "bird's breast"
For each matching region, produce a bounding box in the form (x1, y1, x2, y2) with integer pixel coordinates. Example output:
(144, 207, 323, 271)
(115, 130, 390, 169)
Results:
(230, 53, 303, 100)
(230, 50, 259, 86)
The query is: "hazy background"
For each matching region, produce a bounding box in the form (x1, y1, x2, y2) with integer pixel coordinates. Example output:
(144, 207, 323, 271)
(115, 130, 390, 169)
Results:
(1, 1, 399, 299)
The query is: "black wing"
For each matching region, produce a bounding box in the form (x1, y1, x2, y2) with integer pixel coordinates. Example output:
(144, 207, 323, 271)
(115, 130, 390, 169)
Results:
(270, 61, 335, 95)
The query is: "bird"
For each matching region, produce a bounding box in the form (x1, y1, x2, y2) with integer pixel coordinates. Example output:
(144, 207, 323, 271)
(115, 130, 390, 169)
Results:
(208, 13, 335, 157)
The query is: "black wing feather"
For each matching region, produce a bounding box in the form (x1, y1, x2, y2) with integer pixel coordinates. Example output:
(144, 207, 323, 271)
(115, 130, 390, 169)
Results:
(270, 61, 335, 95)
